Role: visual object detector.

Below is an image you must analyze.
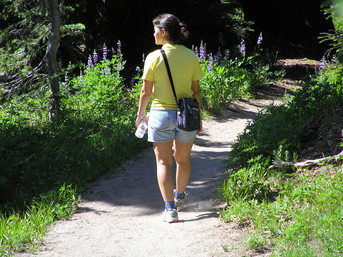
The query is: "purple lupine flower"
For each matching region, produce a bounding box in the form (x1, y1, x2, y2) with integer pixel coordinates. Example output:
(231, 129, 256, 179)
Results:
(79, 70, 84, 82)
(319, 57, 326, 70)
(194, 46, 199, 58)
(130, 78, 135, 87)
(103, 43, 108, 60)
(219, 32, 225, 47)
(224, 49, 230, 58)
(65, 61, 71, 82)
(64, 73, 69, 83)
(216, 47, 222, 61)
(199, 41, 206, 59)
(88, 55, 93, 67)
(93, 49, 98, 64)
(239, 39, 246, 55)
(117, 40, 122, 55)
(104, 65, 110, 75)
(257, 32, 263, 45)
(207, 53, 213, 72)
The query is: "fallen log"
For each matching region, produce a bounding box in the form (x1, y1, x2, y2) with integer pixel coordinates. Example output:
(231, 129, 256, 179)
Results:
(269, 150, 343, 170)
(294, 150, 343, 168)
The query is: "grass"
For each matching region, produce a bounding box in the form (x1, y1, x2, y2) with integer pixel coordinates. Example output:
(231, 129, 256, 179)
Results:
(219, 61, 343, 256)
(0, 185, 79, 255)
(220, 165, 343, 256)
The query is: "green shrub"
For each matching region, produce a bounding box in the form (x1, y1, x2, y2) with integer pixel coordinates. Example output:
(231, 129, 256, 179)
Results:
(229, 63, 343, 168)
(0, 51, 149, 255)
(219, 156, 273, 204)
(200, 60, 252, 113)
(220, 59, 343, 255)
(198, 40, 283, 115)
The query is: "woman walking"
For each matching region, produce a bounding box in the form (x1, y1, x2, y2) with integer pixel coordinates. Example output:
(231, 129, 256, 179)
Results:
(136, 13, 203, 223)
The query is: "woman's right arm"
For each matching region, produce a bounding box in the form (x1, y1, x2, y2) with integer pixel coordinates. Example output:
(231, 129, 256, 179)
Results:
(136, 80, 153, 127)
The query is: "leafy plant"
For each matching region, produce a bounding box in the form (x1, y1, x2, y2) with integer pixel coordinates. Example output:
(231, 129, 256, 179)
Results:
(320, 0, 343, 62)
(219, 156, 273, 204)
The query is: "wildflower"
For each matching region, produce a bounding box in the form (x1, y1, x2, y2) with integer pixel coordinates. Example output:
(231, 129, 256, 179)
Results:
(215, 47, 222, 62)
(135, 66, 141, 73)
(130, 78, 135, 87)
(117, 40, 122, 56)
(79, 70, 84, 82)
(194, 46, 199, 58)
(104, 65, 110, 75)
(213, 54, 219, 63)
(64, 73, 69, 83)
(103, 43, 108, 60)
(65, 61, 71, 82)
(224, 49, 230, 58)
(199, 41, 206, 59)
(239, 39, 246, 55)
(93, 49, 98, 63)
(207, 53, 213, 72)
(87, 55, 93, 67)
(257, 32, 263, 45)
(319, 57, 326, 69)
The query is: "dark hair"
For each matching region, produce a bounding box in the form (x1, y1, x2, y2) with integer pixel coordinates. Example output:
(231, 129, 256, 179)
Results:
(152, 14, 189, 44)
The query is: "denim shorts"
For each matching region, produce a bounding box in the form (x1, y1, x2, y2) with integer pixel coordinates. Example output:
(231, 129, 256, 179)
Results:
(148, 110, 197, 143)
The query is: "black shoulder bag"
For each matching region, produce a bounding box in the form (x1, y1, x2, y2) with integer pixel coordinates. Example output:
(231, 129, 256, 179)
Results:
(160, 49, 200, 131)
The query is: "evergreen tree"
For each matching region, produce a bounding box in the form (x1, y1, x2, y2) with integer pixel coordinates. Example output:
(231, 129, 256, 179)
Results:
(0, 0, 85, 120)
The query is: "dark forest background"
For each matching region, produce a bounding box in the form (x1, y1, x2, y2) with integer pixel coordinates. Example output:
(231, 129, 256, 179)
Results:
(64, 0, 332, 66)
(1, 0, 331, 66)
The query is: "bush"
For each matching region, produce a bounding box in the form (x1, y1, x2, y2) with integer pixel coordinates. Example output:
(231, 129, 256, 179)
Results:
(229, 63, 343, 168)
(198, 40, 282, 114)
(0, 52, 149, 255)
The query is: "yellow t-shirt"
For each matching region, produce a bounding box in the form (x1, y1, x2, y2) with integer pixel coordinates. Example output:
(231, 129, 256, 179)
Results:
(142, 44, 204, 110)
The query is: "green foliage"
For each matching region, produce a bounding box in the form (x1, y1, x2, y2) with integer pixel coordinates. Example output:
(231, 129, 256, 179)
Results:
(200, 60, 251, 113)
(0, 52, 149, 256)
(220, 168, 343, 256)
(219, 59, 343, 255)
(0, 184, 78, 255)
(0, 0, 85, 101)
(199, 41, 282, 114)
(63, 55, 130, 120)
(219, 156, 273, 204)
(229, 63, 343, 168)
(320, 0, 343, 61)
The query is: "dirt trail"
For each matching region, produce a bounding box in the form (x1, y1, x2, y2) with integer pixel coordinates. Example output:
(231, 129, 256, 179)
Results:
(17, 84, 287, 257)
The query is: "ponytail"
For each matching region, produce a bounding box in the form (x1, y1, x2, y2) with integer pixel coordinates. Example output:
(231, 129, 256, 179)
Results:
(153, 14, 189, 44)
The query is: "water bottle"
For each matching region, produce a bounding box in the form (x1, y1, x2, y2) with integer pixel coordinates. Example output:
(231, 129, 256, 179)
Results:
(135, 120, 148, 138)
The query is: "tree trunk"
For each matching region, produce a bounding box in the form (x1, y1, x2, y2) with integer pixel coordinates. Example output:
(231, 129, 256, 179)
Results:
(46, 0, 61, 122)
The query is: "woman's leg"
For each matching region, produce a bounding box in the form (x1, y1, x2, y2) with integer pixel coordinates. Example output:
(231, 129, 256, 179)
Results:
(153, 141, 174, 202)
(174, 140, 194, 194)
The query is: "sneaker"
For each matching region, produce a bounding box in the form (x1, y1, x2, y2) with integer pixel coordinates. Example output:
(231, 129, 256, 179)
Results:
(161, 209, 178, 223)
(174, 189, 187, 211)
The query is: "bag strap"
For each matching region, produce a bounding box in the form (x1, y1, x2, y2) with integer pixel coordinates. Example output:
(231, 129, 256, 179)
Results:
(160, 49, 178, 104)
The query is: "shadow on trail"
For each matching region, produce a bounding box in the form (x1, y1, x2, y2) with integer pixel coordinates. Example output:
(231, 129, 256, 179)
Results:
(78, 146, 230, 220)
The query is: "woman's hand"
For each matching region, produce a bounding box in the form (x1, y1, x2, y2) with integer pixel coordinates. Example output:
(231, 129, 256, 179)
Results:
(135, 115, 149, 128)
(197, 119, 203, 134)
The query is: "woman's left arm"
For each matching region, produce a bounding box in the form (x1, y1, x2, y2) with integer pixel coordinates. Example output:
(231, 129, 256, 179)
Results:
(191, 80, 201, 110)
(191, 80, 202, 133)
